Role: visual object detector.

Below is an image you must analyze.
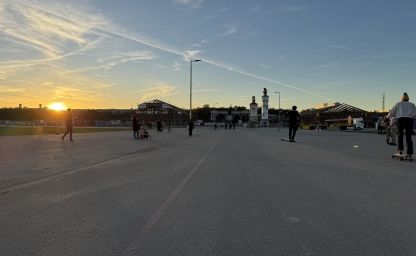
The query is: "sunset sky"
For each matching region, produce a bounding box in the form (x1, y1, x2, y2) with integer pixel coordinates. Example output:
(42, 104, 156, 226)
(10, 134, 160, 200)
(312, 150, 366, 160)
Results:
(1, 0, 415, 111)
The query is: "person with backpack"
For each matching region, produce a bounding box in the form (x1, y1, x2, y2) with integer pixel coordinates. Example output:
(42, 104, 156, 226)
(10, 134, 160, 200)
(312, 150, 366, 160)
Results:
(387, 92, 416, 158)
(284, 106, 301, 142)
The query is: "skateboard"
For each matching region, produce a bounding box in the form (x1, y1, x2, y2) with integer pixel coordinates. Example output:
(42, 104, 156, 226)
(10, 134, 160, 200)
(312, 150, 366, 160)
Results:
(391, 153, 413, 161)
(281, 138, 293, 142)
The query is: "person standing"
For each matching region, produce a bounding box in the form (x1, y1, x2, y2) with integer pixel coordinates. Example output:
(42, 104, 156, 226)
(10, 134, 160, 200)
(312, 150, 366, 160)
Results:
(284, 106, 301, 142)
(167, 121, 172, 132)
(377, 117, 383, 134)
(61, 108, 74, 141)
(387, 92, 416, 157)
(157, 120, 162, 132)
(385, 116, 397, 145)
(188, 119, 194, 137)
(132, 116, 139, 139)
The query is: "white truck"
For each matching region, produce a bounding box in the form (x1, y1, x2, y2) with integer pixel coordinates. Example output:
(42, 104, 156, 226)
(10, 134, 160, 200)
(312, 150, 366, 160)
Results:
(353, 118, 364, 130)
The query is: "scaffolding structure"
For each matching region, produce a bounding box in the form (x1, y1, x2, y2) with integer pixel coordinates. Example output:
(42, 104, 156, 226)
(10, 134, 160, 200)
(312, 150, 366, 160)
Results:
(300, 103, 367, 127)
(137, 99, 191, 126)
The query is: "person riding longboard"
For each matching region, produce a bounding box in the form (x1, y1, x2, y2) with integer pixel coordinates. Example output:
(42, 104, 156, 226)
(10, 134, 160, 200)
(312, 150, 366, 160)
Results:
(387, 92, 416, 159)
(284, 106, 300, 142)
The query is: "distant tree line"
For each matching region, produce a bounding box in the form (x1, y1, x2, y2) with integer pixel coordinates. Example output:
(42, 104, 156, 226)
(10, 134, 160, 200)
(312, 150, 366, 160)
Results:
(0, 106, 292, 124)
(0, 108, 133, 125)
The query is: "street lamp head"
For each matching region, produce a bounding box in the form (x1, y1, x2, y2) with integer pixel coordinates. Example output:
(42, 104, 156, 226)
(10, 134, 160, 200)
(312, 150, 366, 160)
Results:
(275, 92, 279, 93)
(193, 59, 201, 62)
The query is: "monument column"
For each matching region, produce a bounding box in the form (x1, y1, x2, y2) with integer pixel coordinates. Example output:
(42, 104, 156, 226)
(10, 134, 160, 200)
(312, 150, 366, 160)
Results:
(261, 88, 269, 127)
(249, 96, 258, 123)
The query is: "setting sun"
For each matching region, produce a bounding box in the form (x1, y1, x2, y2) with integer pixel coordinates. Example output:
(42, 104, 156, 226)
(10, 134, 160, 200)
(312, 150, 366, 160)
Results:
(48, 102, 67, 111)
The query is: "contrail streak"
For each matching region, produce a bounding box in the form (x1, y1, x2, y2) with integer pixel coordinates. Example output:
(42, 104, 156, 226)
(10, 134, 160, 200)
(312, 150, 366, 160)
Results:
(18, 1, 113, 39)
(19, 1, 332, 101)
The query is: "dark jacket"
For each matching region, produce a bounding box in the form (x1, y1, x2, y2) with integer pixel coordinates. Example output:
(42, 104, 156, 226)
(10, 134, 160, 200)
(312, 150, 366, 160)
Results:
(188, 121, 194, 130)
(133, 119, 139, 131)
(65, 112, 72, 126)
(285, 110, 300, 125)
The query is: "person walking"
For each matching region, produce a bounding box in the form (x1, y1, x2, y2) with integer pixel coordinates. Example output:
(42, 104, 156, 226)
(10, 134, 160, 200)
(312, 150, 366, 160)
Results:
(284, 106, 301, 142)
(188, 119, 194, 137)
(387, 92, 416, 157)
(167, 121, 172, 132)
(61, 108, 74, 141)
(132, 116, 139, 139)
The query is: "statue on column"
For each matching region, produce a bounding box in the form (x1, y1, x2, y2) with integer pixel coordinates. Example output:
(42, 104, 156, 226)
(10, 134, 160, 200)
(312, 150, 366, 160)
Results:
(263, 88, 268, 95)
(252, 96, 255, 103)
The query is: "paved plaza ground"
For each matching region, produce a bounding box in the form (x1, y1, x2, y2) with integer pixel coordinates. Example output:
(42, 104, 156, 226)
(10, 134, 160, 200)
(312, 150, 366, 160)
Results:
(0, 127, 415, 255)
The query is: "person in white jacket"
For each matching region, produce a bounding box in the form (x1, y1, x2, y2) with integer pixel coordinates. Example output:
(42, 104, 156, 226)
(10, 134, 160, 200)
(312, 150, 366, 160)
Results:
(387, 92, 416, 157)
(385, 116, 397, 145)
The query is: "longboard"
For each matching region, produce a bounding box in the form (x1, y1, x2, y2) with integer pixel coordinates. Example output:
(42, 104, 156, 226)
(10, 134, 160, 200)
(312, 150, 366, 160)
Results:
(281, 138, 293, 142)
(392, 153, 413, 161)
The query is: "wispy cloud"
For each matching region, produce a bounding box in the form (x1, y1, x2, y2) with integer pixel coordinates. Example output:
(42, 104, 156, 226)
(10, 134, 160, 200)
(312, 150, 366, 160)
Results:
(193, 89, 218, 92)
(247, 29, 259, 38)
(328, 45, 362, 51)
(314, 61, 341, 69)
(203, 7, 230, 20)
(251, 6, 261, 13)
(135, 79, 182, 102)
(0, 1, 111, 81)
(190, 39, 208, 48)
(173, 62, 182, 71)
(279, 5, 308, 13)
(203, 15, 216, 21)
(0, 1, 111, 57)
(172, 0, 204, 9)
(218, 25, 237, 36)
(259, 64, 270, 69)
(184, 50, 201, 60)
(56, 51, 156, 75)
(0, 86, 26, 93)
(1, 0, 333, 104)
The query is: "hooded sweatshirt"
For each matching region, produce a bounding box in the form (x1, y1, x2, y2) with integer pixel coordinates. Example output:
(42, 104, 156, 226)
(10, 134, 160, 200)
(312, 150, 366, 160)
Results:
(388, 101, 416, 119)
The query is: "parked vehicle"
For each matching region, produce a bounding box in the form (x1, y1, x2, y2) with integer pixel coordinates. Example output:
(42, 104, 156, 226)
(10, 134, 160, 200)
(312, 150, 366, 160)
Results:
(353, 118, 364, 130)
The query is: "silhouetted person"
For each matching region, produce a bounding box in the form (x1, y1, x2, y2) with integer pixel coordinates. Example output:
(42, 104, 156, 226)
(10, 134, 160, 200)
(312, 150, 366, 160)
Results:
(61, 108, 73, 141)
(285, 106, 300, 142)
(387, 92, 416, 157)
(188, 119, 194, 136)
(132, 116, 139, 139)
(157, 120, 162, 132)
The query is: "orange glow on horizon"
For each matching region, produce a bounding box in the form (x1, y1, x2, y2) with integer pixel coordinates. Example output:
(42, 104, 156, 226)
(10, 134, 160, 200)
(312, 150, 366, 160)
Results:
(47, 102, 67, 111)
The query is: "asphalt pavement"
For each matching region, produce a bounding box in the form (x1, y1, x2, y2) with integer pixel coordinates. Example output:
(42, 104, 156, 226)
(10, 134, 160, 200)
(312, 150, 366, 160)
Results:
(0, 127, 415, 255)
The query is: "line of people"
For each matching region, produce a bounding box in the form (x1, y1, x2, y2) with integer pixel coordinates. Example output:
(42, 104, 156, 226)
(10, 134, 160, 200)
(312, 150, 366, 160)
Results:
(133, 117, 195, 138)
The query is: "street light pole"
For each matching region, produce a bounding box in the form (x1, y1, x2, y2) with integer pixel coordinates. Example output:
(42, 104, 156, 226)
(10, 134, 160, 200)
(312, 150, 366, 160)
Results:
(190, 59, 201, 120)
(214, 103, 218, 122)
(275, 92, 280, 131)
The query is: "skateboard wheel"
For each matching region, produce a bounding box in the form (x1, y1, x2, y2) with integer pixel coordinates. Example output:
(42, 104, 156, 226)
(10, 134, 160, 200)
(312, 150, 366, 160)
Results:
(392, 155, 395, 158)
(400, 157, 403, 161)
